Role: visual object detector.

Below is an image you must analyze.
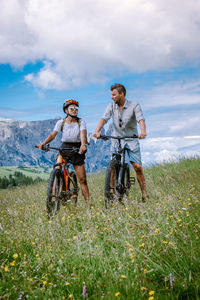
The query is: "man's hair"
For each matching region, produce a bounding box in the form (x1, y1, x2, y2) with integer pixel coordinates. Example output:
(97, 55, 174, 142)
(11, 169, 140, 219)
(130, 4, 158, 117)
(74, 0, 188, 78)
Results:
(110, 83, 126, 96)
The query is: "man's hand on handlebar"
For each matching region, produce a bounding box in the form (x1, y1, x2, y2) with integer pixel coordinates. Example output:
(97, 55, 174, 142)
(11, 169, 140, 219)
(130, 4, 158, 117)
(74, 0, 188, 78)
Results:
(138, 133, 146, 139)
(93, 131, 101, 139)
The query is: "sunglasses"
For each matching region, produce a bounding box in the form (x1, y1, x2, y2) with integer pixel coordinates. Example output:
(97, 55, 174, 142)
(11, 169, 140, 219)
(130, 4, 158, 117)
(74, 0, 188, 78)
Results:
(119, 118, 122, 128)
(68, 106, 78, 112)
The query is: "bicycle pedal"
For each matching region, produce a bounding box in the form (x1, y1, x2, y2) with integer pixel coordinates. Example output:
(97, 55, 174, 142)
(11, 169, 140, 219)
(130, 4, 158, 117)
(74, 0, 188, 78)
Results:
(130, 177, 135, 184)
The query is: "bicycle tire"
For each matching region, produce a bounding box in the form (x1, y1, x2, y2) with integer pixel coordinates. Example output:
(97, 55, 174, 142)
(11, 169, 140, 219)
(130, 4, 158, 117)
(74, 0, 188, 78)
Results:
(104, 160, 119, 208)
(67, 171, 78, 206)
(47, 168, 63, 218)
(123, 163, 131, 196)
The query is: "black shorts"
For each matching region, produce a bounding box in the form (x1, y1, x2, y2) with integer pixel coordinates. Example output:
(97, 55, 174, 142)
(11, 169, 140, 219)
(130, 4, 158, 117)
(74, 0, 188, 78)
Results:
(60, 142, 85, 166)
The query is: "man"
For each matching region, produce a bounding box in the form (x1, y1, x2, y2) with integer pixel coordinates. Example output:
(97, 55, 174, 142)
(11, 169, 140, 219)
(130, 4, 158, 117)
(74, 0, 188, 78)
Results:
(93, 83, 148, 201)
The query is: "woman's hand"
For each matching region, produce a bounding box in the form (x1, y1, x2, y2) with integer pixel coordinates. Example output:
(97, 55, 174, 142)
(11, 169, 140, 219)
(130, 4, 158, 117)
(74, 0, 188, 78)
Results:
(37, 143, 45, 150)
(79, 144, 87, 154)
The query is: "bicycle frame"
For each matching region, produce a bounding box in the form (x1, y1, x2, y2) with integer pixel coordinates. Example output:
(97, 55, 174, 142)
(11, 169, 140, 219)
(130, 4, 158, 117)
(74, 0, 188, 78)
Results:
(111, 139, 127, 191)
(55, 154, 72, 192)
(36, 144, 79, 191)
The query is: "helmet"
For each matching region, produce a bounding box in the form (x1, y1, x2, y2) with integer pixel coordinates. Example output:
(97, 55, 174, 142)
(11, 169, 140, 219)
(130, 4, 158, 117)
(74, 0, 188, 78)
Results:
(63, 98, 79, 112)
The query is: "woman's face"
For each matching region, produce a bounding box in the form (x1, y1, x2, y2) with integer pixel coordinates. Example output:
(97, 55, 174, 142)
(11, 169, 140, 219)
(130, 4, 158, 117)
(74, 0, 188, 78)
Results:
(66, 104, 78, 116)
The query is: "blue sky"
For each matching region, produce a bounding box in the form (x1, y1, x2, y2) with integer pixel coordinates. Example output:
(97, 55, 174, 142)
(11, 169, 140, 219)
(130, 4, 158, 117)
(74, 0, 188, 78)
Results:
(0, 0, 200, 165)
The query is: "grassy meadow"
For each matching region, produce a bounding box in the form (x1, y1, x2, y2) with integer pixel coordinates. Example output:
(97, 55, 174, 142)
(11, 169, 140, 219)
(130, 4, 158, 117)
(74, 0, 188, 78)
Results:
(0, 158, 200, 299)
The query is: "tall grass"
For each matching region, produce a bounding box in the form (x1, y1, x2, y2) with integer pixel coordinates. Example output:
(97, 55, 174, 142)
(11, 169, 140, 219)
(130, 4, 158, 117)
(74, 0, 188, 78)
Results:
(0, 158, 200, 299)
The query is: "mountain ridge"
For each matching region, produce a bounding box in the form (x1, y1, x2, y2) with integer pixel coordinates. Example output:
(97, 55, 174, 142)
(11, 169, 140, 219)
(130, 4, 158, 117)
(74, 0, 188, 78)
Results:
(0, 118, 111, 172)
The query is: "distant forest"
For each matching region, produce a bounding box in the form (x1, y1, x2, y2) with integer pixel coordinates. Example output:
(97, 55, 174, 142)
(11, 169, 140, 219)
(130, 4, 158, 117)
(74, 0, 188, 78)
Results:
(0, 171, 44, 189)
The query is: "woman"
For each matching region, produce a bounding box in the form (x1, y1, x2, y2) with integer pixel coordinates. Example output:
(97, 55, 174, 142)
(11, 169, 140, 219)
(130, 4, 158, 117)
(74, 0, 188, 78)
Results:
(37, 98, 90, 206)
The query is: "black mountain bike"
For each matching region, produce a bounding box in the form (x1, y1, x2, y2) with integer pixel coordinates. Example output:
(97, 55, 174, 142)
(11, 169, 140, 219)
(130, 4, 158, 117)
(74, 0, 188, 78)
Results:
(100, 135, 137, 208)
(36, 144, 79, 218)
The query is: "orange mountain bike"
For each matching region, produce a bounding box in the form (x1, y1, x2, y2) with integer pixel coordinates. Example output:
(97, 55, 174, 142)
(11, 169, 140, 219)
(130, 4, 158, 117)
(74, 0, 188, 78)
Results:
(36, 144, 79, 218)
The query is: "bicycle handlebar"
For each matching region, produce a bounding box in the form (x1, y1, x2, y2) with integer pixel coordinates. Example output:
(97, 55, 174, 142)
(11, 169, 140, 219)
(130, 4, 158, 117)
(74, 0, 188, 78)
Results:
(100, 134, 138, 141)
(35, 144, 80, 153)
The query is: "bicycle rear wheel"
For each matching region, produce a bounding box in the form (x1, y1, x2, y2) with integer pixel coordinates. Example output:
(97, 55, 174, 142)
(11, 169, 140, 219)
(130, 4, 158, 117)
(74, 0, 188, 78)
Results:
(104, 160, 119, 208)
(67, 171, 78, 206)
(47, 168, 63, 218)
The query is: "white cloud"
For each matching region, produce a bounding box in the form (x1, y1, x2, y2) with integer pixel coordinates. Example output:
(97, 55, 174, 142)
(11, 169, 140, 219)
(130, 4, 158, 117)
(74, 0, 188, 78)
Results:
(144, 108, 200, 138)
(184, 136, 200, 139)
(169, 116, 200, 133)
(140, 136, 200, 166)
(25, 61, 66, 89)
(129, 78, 200, 109)
(1, 0, 200, 89)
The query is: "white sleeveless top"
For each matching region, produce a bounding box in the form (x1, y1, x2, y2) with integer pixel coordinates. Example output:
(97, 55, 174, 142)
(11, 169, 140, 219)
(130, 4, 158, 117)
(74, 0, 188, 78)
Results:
(54, 119, 86, 143)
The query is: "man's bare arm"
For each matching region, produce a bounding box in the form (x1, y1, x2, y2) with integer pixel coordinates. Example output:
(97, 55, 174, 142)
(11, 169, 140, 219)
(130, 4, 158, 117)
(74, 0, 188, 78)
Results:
(93, 118, 106, 138)
(138, 119, 146, 139)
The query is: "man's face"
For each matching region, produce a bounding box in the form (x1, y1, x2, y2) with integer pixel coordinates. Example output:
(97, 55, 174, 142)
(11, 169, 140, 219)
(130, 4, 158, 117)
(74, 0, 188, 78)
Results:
(111, 89, 123, 104)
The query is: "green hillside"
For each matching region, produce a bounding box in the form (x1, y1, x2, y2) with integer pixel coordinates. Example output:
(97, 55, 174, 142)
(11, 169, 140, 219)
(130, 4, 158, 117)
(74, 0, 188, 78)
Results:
(0, 166, 51, 180)
(0, 158, 200, 299)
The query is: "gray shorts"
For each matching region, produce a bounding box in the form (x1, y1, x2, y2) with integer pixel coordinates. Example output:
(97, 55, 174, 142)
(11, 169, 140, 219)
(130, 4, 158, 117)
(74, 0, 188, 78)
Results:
(125, 143, 142, 166)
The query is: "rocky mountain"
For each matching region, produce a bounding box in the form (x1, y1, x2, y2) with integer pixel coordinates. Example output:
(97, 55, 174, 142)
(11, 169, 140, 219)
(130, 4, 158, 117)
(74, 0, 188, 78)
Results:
(0, 118, 112, 172)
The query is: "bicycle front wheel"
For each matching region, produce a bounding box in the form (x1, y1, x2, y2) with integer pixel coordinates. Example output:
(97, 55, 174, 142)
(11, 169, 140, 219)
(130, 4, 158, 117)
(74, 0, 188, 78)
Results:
(104, 160, 119, 208)
(47, 168, 63, 218)
(123, 163, 131, 196)
(67, 171, 78, 206)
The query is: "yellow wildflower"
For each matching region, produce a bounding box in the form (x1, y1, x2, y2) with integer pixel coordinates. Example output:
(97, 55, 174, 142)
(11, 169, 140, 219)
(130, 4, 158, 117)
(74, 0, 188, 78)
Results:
(13, 253, 18, 259)
(115, 292, 120, 296)
(65, 282, 70, 286)
(121, 275, 126, 279)
(68, 294, 73, 299)
(140, 286, 147, 291)
(43, 281, 47, 285)
(10, 261, 15, 267)
(148, 297, 154, 300)
(143, 269, 147, 273)
(4, 266, 8, 272)
(149, 290, 155, 296)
